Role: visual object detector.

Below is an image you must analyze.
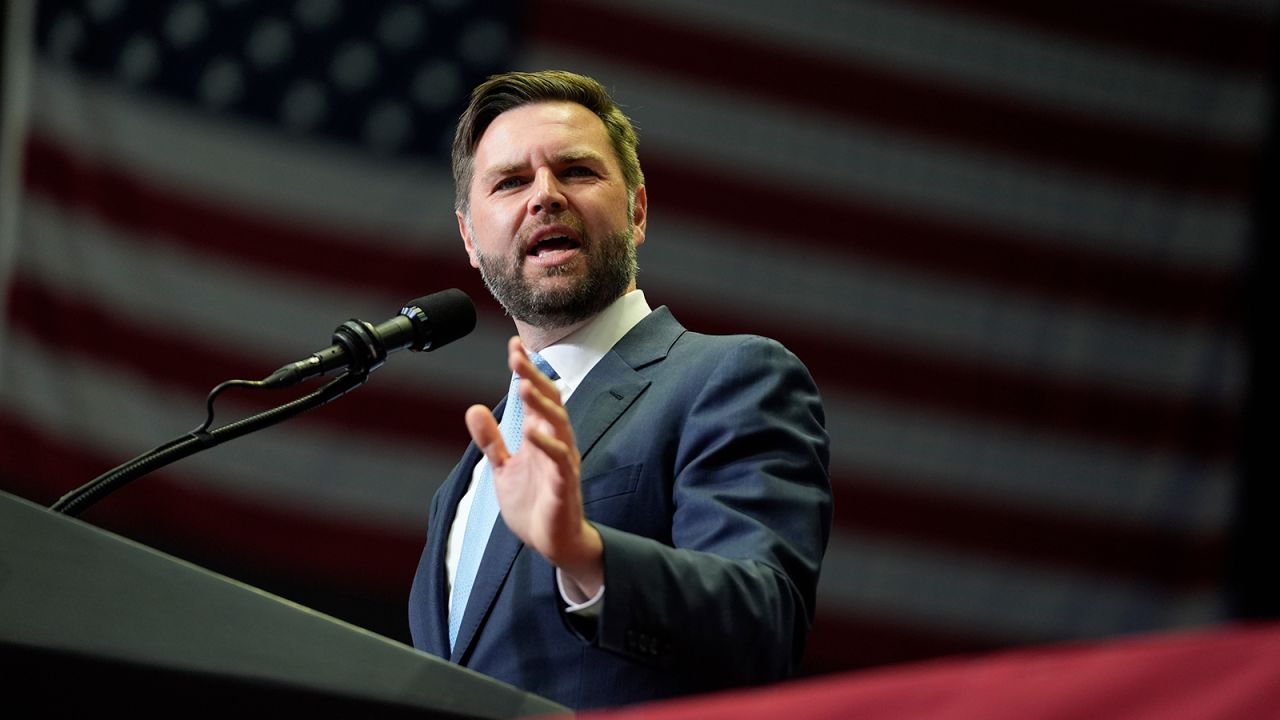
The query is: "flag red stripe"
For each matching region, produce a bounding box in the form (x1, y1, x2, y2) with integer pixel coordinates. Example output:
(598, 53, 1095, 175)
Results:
(534, 0, 1258, 199)
(20, 135, 1241, 461)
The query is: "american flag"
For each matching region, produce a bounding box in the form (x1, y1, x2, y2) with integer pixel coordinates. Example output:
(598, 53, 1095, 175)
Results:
(1, 0, 1271, 674)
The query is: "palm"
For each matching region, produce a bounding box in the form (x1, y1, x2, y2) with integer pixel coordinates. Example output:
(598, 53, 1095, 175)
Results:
(493, 415, 582, 554)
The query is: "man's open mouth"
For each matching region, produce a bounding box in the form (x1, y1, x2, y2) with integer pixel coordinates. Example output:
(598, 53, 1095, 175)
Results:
(528, 236, 582, 256)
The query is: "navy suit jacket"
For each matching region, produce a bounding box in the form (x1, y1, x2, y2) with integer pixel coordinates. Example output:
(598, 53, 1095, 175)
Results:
(408, 307, 832, 709)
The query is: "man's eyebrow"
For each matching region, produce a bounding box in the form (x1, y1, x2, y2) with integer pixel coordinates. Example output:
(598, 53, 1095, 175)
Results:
(552, 149, 607, 165)
(482, 150, 609, 180)
(484, 161, 530, 179)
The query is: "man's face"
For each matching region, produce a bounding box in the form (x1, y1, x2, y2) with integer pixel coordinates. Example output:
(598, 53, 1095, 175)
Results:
(457, 101, 647, 329)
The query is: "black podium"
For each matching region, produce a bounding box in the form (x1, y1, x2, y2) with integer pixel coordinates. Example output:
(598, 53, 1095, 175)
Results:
(0, 491, 568, 717)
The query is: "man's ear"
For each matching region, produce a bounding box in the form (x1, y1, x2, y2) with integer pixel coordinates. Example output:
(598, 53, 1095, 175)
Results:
(631, 184, 648, 248)
(457, 210, 480, 269)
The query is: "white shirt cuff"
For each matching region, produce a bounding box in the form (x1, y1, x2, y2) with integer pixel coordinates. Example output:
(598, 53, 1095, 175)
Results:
(556, 568, 605, 617)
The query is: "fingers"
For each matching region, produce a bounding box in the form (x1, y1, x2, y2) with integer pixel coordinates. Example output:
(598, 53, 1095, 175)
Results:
(520, 378, 571, 435)
(525, 428, 579, 484)
(465, 404, 509, 468)
(521, 386, 579, 490)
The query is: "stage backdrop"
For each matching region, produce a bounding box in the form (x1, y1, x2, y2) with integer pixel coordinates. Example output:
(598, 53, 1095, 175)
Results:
(1, 0, 1272, 673)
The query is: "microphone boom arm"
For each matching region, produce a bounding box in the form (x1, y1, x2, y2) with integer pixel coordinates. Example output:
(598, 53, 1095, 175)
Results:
(50, 370, 368, 516)
(48, 289, 475, 516)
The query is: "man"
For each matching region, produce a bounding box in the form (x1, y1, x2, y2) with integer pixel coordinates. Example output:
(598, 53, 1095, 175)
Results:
(408, 70, 832, 710)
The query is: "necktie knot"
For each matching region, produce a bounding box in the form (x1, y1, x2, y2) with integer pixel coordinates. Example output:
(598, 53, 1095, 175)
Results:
(529, 351, 559, 381)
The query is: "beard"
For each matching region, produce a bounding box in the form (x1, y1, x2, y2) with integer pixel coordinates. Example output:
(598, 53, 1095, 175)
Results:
(473, 220, 638, 330)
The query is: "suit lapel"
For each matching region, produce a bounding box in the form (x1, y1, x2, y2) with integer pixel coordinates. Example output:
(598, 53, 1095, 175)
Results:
(443, 394, 523, 663)
(564, 353, 649, 459)
(566, 307, 684, 469)
(450, 514, 523, 662)
(421, 442, 484, 658)
(429, 391, 509, 661)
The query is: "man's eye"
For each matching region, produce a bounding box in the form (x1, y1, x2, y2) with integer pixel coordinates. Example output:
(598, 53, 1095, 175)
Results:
(495, 177, 525, 191)
(563, 166, 595, 178)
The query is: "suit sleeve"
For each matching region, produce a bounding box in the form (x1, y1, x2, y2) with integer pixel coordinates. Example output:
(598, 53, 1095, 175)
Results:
(589, 336, 832, 685)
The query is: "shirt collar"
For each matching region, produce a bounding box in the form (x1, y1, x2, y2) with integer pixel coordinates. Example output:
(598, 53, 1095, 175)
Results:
(535, 290, 652, 402)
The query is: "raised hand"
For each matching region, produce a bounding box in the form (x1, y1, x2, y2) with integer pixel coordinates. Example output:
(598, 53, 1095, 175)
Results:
(464, 336, 603, 598)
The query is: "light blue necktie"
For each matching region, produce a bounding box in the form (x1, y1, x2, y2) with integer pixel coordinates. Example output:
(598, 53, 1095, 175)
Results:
(449, 352, 558, 650)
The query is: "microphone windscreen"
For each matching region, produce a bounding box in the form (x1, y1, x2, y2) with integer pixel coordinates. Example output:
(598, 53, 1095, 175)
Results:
(406, 289, 476, 351)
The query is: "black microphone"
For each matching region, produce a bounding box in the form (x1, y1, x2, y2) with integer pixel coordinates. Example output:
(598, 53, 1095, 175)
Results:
(263, 289, 476, 388)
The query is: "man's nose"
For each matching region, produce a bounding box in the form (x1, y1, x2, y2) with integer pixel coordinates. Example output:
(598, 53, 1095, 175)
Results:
(529, 169, 565, 215)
